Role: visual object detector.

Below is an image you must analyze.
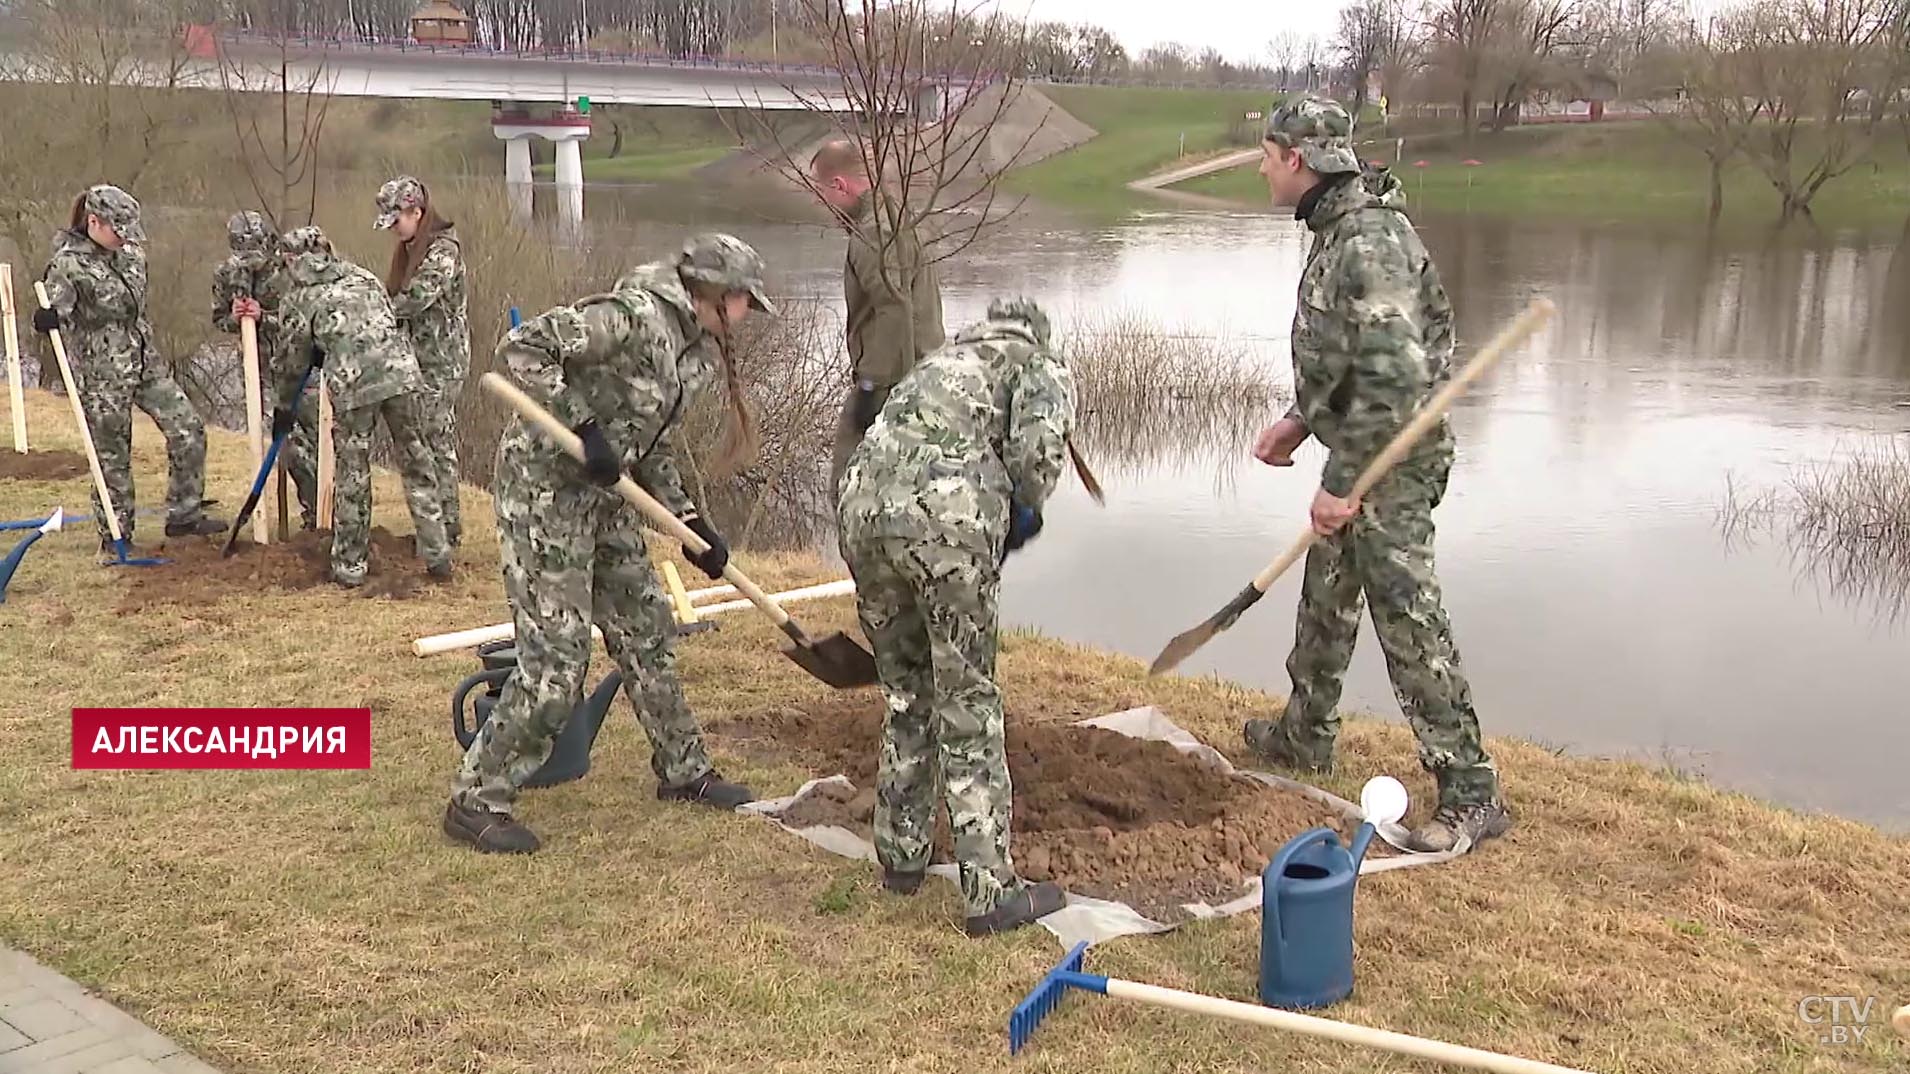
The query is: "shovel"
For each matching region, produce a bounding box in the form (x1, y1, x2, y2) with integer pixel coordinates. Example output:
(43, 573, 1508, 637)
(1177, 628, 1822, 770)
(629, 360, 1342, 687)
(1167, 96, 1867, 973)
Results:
(480, 371, 877, 689)
(1148, 297, 1557, 677)
(223, 361, 320, 558)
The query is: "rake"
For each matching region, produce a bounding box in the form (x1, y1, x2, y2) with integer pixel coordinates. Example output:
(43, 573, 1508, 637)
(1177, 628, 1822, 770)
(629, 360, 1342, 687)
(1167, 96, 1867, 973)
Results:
(1009, 942, 1597, 1073)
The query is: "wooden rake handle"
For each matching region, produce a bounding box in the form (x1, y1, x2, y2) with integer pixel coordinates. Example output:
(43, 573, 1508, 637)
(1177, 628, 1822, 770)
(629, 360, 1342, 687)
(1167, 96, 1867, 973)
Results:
(479, 371, 800, 633)
(33, 281, 125, 544)
(1249, 297, 1556, 595)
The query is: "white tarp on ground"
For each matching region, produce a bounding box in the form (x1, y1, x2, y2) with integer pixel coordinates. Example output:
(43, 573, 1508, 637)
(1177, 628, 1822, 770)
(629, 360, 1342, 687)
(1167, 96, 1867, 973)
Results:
(739, 705, 1476, 950)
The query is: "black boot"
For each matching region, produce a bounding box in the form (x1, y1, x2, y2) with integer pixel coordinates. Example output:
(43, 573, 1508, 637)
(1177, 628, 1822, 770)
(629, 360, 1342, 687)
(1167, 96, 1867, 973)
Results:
(442, 799, 541, 854)
(881, 867, 925, 895)
(657, 769, 753, 810)
(964, 881, 1065, 938)
(165, 515, 228, 538)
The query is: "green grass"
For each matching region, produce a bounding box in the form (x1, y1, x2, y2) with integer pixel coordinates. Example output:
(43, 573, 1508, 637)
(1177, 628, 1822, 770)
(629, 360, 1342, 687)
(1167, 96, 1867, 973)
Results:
(1179, 121, 1910, 232)
(1006, 85, 1279, 214)
(534, 145, 735, 183)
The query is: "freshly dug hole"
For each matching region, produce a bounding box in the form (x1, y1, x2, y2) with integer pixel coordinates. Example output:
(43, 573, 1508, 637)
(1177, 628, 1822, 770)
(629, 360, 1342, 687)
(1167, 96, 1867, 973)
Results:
(712, 699, 1357, 922)
(115, 525, 435, 610)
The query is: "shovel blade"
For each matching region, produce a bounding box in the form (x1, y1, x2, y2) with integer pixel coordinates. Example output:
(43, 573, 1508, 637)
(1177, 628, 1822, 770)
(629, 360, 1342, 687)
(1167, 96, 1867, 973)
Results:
(781, 631, 878, 689)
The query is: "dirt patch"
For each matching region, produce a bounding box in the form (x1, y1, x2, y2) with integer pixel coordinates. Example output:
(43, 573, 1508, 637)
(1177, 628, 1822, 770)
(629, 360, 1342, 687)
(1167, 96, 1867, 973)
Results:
(711, 700, 1362, 922)
(0, 448, 89, 482)
(114, 526, 433, 611)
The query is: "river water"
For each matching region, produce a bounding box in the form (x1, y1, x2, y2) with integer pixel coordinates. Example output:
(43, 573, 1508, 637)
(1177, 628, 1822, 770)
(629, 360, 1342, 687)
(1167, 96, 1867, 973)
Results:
(580, 182, 1910, 830)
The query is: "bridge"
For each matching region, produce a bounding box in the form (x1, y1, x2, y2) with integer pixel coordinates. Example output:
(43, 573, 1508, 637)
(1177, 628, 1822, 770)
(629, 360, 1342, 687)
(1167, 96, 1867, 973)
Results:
(0, 25, 949, 225)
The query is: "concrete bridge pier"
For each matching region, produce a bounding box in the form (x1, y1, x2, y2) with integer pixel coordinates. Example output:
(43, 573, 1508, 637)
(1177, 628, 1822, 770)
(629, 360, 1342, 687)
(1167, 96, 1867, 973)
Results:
(492, 102, 592, 230)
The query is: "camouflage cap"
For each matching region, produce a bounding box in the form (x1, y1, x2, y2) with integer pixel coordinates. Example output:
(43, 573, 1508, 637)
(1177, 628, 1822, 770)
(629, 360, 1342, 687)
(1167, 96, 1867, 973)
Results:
(279, 225, 334, 258)
(1264, 93, 1360, 176)
(675, 233, 775, 314)
(373, 175, 427, 230)
(987, 296, 1051, 348)
(83, 184, 146, 244)
(227, 210, 275, 254)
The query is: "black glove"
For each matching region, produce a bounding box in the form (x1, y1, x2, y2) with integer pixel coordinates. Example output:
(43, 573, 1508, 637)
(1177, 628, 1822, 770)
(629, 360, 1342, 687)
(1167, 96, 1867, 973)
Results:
(849, 381, 882, 433)
(271, 406, 296, 440)
(1004, 502, 1043, 555)
(572, 420, 620, 486)
(307, 341, 326, 369)
(32, 307, 59, 334)
(680, 511, 729, 580)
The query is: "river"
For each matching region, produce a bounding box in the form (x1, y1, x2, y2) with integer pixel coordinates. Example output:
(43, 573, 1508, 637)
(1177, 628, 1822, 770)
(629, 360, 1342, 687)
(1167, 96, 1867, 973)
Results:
(581, 181, 1910, 829)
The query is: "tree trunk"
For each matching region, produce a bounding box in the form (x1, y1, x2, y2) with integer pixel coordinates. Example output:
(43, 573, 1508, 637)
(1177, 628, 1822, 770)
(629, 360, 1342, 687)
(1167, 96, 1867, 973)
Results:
(1707, 155, 1724, 224)
(609, 121, 623, 158)
(1461, 89, 1476, 146)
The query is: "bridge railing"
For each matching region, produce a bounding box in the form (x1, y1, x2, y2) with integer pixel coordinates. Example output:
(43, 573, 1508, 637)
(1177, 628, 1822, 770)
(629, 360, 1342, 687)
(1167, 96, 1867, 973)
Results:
(212, 28, 846, 79)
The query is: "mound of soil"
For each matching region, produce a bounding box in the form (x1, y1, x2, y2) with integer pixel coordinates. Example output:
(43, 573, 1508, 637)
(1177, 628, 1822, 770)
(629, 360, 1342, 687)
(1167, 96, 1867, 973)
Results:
(711, 701, 1358, 922)
(0, 448, 89, 482)
(115, 526, 432, 610)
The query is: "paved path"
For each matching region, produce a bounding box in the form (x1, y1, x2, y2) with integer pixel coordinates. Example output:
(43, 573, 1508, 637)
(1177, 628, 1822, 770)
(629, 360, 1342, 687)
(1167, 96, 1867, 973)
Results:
(0, 947, 219, 1074)
(1126, 147, 1261, 191)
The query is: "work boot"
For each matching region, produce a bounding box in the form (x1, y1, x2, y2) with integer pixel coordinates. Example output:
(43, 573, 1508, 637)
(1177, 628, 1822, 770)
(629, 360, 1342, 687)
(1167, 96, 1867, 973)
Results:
(330, 565, 366, 589)
(442, 799, 541, 854)
(965, 881, 1066, 938)
(164, 515, 228, 538)
(426, 558, 454, 580)
(1406, 801, 1512, 853)
(657, 769, 753, 810)
(1242, 718, 1332, 774)
(881, 866, 925, 895)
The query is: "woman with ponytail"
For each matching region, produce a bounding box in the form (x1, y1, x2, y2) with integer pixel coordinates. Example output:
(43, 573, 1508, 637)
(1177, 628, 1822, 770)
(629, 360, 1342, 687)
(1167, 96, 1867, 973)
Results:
(443, 232, 771, 855)
(376, 175, 470, 545)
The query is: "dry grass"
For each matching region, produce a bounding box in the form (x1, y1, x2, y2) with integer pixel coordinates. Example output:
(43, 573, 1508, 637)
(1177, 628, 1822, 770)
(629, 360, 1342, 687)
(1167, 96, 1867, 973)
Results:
(1, 387, 1908, 1074)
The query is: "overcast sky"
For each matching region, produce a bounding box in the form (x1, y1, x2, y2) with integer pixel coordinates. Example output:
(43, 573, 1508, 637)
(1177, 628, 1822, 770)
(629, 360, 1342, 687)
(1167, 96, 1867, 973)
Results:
(1001, 0, 1352, 67)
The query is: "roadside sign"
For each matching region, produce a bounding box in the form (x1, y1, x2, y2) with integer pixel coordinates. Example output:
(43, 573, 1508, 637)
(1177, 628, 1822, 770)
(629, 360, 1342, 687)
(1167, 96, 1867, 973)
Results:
(1245, 111, 1263, 120)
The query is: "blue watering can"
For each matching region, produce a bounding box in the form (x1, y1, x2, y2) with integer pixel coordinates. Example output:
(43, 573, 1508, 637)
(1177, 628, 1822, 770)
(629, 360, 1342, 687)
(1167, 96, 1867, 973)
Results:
(1259, 776, 1409, 1010)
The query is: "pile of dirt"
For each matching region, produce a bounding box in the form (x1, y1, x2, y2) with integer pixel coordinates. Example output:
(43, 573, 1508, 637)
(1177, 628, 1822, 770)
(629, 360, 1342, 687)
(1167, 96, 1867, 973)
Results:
(114, 526, 433, 610)
(0, 449, 89, 482)
(712, 700, 1358, 922)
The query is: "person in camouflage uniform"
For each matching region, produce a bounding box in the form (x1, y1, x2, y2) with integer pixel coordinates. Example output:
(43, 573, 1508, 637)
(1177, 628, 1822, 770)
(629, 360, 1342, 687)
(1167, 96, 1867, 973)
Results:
(211, 210, 319, 528)
(375, 176, 470, 546)
(1242, 94, 1510, 854)
(33, 184, 226, 549)
(836, 296, 1075, 937)
(442, 233, 771, 855)
(275, 225, 452, 588)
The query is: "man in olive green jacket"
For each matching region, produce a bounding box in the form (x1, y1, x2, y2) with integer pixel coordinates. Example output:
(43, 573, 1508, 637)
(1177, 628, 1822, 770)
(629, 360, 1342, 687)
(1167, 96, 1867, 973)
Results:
(810, 138, 947, 492)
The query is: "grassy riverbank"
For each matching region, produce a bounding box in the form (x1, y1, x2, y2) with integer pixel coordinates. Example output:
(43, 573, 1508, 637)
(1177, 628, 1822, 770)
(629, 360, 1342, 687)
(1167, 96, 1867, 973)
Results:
(1, 388, 1906, 1073)
(1006, 85, 1276, 214)
(1178, 122, 1910, 232)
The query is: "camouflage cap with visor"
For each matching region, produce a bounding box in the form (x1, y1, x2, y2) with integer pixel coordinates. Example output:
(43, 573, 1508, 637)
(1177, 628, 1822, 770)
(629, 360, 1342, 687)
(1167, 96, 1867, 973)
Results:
(1264, 93, 1361, 176)
(83, 184, 147, 245)
(279, 225, 334, 258)
(675, 233, 776, 315)
(373, 175, 428, 230)
(227, 210, 275, 254)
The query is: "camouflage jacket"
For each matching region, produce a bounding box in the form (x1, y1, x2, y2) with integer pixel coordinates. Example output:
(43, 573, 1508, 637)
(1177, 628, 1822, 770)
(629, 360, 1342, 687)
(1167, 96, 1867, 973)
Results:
(40, 230, 158, 386)
(1290, 168, 1456, 498)
(280, 253, 423, 412)
(211, 254, 292, 364)
(388, 228, 470, 384)
(844, 196, 945, 389)
(494, 261, 719, 517)
(838, 316, 1077, 560)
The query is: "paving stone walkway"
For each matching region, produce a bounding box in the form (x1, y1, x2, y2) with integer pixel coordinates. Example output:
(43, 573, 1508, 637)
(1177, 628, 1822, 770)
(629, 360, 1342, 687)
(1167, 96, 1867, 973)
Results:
(0, 947, 220, 1074)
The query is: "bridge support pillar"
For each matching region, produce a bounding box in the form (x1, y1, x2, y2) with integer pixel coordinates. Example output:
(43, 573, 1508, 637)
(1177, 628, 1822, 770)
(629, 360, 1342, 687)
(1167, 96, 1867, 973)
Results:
(491, 102, 591, 230)
(504, 135, 533, 224)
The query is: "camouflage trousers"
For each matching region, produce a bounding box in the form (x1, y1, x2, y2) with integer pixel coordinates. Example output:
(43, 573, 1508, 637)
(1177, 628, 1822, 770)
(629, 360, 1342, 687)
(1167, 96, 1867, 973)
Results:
(840, 532, 1022, 917)
(417, 369, 464, 544)
(329, 390, 450, 583)
(265, 360, 319, 526)
(450, 475, 713, 815)
(1256, 468, 1499, 808)
(77, 363, 208, 546)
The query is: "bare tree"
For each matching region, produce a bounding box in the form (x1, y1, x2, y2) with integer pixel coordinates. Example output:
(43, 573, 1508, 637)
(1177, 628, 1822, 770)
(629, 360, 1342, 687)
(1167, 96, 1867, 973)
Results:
(1484, 0, 1578, 131)
(212, 1, 338, 232)
(1724, 0, 1896, 223)
(1267, 30, 1305, 88)
(1655, 12, 1768, 222)
(1424, 0, 1507, 140)
(1340, 0, 1408, 113)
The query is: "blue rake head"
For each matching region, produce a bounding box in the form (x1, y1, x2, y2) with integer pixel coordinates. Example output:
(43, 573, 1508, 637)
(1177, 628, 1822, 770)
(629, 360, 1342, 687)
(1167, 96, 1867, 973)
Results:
(1008, 941, 1107, 1056)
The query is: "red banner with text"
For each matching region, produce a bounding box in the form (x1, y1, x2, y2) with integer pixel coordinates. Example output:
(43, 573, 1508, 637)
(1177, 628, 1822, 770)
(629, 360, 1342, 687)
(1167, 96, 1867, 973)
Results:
(71, 708, 372, 769)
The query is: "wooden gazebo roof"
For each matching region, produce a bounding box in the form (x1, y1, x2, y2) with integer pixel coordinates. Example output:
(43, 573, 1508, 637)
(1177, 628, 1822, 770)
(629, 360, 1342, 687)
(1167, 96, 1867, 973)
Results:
(412, 1, 472, 24)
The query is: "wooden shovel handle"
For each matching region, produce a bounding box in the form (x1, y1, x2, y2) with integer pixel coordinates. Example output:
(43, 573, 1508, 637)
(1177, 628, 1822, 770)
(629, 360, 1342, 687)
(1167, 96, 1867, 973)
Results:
(480, 372, 798, 632)
(33, 280, 124, 543)
(1250, 297, 1555, 594)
